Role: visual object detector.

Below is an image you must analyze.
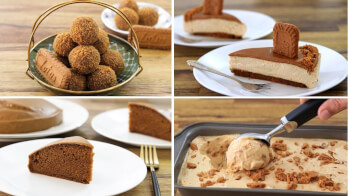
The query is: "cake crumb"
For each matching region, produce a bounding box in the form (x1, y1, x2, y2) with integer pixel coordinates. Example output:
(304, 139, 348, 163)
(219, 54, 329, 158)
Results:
(247, 182, 266, 188)
(246, 169, 270, 182)
(235, 175, 242, 180)
(287, 181, 297, 190)
(318, 176, 340, 191)
(187, 162, 197, 169)
(201, 180, 215, 187)
(216, 177, 226, 183)
(271, 143, 287, 151)
(190, 142, 198, 151)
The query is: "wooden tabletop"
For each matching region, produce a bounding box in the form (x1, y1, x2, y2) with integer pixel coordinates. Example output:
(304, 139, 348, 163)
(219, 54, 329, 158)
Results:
(174, 0, 347, 96)
(174, 98, 347, 196)
(0, 99, 172, 196)
(0, 0, 171, 96)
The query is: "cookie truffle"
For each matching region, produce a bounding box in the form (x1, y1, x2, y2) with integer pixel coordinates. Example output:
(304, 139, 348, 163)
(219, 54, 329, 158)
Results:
(70, 17, 99, 45)
(68, 45, 100, 75)
(138, 7, 159, 26)
(93, 28, 110, 54)
(119, 0, 139, 12)
(101, 49, 125, 76)
(53, 32, 77, 57)
(115, 8, 139, 30)
(87, 65, 117, 90)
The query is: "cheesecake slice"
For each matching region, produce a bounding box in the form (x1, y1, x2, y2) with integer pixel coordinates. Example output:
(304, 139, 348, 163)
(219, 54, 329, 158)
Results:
(28, 136, 94, 184)
(184, 0, 246, 38)
(0, 99, 62, 133)
(128, 102, 171, 141)
(229, 22, 320, 88)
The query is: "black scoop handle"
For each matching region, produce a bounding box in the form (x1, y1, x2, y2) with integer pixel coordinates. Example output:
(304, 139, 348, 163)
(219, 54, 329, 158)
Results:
(285, 99, 327, 127)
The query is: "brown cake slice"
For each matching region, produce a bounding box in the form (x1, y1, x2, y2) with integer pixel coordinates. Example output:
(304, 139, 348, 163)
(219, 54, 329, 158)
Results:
(28, 136, 94, 184)
(128, 102, 171, 141)
(0, 99, 62, 133)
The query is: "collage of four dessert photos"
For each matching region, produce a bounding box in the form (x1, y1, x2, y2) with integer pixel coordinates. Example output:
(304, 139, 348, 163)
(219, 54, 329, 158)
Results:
(0, 0, 347, 195)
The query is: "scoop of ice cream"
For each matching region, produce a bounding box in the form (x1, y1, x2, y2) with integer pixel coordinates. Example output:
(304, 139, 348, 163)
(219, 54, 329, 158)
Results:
(226, 137, 272, 172)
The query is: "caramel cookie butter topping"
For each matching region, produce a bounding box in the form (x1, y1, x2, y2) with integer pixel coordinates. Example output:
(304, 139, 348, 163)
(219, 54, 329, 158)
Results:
(0, 99, 62, 133)
(229, 45, 319, 72)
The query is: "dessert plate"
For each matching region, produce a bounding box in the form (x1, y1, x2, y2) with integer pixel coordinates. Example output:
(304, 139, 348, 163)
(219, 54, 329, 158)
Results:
(101, 2, 171, 36)
(91, 108, 171, 149)
(174, 10, 276, 48)
(0, 99, 89, 142)
(193, 40, 348, 96)
(0, 138, 147, 196)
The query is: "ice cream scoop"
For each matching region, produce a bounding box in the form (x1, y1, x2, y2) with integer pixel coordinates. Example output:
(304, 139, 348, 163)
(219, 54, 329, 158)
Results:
(226, 137, 272, 171)
(236, 99, 327, 146)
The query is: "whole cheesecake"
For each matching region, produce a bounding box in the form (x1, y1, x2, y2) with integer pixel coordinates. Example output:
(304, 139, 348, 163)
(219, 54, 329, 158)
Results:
(184, 0, 246, 38)
(229, 22, 320, 88)
(128, 102, 171, 141)
(28, 136, 94, 184)
(0, 99, 62, 133)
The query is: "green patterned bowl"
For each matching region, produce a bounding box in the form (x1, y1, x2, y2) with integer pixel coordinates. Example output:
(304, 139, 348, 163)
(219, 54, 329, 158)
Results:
(27, 33, 142, 96)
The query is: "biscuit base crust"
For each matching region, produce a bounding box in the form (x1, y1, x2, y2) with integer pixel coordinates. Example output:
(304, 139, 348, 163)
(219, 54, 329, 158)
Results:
(231, 69, 306, 88)
(194, 32, 242, 39)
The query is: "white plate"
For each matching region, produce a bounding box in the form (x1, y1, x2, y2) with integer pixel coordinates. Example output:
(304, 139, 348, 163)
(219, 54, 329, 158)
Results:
(0, 138, 147, 196)
(92, 108, 171, 149)
(174, 10, 275, 48)
(0, 99, 89, 142)
(101, 2, 172, 36)
(193, 40, 348, 96)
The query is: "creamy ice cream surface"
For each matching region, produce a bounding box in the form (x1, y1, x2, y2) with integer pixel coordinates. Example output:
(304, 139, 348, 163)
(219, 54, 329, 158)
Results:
(226, 137, 272, 172)
(178, 134, 347, 193)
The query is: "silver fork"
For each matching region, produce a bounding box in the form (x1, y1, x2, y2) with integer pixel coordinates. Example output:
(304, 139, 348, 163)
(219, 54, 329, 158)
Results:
(140, 145, 161, 196)
(187, 60, 271, 92)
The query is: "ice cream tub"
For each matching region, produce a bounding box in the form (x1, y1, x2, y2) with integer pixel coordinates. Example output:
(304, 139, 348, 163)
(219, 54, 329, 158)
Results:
(174, 122, 347, 196)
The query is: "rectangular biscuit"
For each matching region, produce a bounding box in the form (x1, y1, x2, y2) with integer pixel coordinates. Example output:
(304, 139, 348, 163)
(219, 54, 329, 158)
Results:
(35, 48, 72, 89)
(128, 25, 171, 50)
(203, 0, 223, 15)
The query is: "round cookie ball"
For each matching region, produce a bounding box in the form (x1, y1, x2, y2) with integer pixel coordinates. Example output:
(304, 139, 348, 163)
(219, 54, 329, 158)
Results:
(119, 0, 138, 12)
(93, 28, 109, 54)
(87, 65, 117, 90)
(53, 32, 77, 57)
(68, 71, 87, 91)
(70, 17, 99, 45)
(68, 45, 100, 75)
(138, 7, 159, 26)
(115, 8, 139, 30)
(101, 49, 125, 76)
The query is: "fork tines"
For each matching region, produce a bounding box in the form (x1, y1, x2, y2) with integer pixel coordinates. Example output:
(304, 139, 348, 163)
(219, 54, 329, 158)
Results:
(140, 145, 159, 168)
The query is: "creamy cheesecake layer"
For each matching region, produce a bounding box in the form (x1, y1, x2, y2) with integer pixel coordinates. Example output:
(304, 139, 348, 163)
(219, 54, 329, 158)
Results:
(184, 19, 246, 37)
(178, 135, 347, 193)
(229, 55, 321, 88)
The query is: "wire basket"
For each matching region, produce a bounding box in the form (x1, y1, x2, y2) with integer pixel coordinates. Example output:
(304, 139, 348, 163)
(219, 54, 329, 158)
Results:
(26, 0, 143, 95)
